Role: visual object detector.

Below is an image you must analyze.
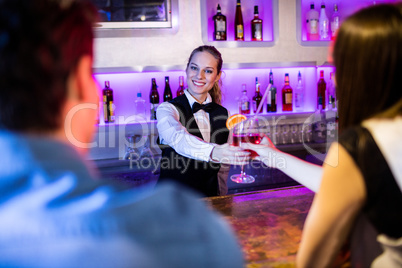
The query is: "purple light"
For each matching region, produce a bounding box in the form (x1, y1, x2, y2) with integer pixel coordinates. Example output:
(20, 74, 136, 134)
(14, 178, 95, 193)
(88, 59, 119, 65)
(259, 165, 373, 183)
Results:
(94, 65, 335, 125)
(95, 71, 186, 125)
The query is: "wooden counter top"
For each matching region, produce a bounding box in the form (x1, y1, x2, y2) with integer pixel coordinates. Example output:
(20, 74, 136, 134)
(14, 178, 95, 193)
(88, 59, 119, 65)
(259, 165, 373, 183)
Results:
(204, 186, 314, 267)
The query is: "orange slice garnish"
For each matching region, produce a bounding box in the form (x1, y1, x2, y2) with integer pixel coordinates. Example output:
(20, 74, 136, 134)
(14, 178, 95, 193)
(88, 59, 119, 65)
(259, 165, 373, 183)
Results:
(226, 114, 247, 130)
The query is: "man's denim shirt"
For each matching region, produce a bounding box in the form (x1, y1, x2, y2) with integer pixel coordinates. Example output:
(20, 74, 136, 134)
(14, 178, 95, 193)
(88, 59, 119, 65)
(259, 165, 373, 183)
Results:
(0, 131, 243, 268)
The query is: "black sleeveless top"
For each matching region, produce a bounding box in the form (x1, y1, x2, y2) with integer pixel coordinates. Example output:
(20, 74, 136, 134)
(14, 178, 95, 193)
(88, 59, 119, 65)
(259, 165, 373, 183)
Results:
(339, 126, 402, 238)
(157, 94, 229, 197)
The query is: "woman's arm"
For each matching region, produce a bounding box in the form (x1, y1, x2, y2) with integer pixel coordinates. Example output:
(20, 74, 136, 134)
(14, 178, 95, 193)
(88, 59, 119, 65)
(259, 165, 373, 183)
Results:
(156, 102, 250, 165)
(296, 143, 367, 267)
(156, 102, 213, 161)
(241, 137, 323, 192)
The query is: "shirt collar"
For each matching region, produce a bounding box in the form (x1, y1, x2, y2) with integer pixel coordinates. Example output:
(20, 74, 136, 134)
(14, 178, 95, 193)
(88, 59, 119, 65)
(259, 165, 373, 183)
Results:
(184, 89, 212, 108)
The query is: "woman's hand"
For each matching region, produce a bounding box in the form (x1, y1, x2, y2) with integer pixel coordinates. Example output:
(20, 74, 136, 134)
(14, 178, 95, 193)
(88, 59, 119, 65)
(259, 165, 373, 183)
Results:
(259, 135, 276, 147)
(240, 136, 278, 167)
(210, 143, 251, 165)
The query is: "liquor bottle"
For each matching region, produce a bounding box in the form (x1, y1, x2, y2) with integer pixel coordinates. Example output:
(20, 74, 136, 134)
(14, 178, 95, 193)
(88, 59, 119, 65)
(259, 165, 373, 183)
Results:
(240, 84, 250, 115)
(312, 96, 327, 143)
(234, 0, 244, 41)
(326, 97, 337, 144)
(331, 4, 340, 40)
(306, 3, 319, 40)
(150, 78, 159, 120)
(282, 73, 293, 112)
(319, 3, 329, 40)
(252, 77, 262, 114)
(176, 75, 185, 97)
(103, 81, 115, 123)
(134, 92, 146, 120)
(327, 72, 336, 110)
(295, 71, 304, 112)
(163, 76, 172, 102)
(317, 70, 326, 110)
(267, 69, 277, 112)
(213, 4, 227, 41)
(251, 5, 263, 41)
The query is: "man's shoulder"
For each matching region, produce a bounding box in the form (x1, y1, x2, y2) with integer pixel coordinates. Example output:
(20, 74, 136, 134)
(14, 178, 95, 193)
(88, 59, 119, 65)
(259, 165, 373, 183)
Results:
(121, 182, 244, 268)
(0, 177, 243, 268)
(134, 182, 213, 219)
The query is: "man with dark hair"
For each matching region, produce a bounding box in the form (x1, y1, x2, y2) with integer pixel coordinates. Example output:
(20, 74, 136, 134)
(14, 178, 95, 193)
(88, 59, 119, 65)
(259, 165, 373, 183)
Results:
(0, 1, 243, 267)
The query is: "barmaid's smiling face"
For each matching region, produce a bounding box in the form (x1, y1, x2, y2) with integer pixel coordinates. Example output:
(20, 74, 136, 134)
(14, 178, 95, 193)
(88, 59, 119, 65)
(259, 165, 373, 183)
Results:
(186, 51, 221, 103)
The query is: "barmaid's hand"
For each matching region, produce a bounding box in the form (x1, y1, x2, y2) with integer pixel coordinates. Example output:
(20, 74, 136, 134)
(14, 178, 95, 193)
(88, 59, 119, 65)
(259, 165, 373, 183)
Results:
(210, 143, 251, 165)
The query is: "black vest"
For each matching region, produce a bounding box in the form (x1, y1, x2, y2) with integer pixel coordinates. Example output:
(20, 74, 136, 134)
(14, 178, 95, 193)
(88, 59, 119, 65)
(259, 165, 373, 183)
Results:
(158, 94, 229, 197)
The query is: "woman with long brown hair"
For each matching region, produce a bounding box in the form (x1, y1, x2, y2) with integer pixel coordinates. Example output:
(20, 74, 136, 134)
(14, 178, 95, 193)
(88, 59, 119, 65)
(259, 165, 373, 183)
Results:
(243, 3, 402, 266)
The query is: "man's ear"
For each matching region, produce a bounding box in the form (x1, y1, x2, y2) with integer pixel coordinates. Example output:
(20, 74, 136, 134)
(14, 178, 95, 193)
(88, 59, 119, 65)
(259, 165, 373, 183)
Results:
(74, 55, 96, 102)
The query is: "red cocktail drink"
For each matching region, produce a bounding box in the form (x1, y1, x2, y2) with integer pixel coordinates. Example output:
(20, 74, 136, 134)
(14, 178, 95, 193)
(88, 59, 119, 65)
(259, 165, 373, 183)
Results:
(232, 134, 261, 158)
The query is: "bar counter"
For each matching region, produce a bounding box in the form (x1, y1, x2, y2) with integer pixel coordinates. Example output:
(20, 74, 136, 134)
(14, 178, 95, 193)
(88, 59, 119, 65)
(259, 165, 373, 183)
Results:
(204, 186, 315, 267)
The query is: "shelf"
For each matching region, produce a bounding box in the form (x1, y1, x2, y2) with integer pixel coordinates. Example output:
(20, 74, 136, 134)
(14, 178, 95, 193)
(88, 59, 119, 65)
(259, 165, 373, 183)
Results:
(92, 62, 337, 133)
(95, 112, 318, 129)
(93, 65, 187, 74)
(93, 61, 317, 74)
(296, 0, 394, 47)
(200, 0, 279, 47)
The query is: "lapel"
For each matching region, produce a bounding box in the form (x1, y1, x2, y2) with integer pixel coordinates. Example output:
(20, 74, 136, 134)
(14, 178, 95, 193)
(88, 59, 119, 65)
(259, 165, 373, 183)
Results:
(207, 103, 219, 137)
(171, 95, 224, 142)
(172, 95, 204, 141)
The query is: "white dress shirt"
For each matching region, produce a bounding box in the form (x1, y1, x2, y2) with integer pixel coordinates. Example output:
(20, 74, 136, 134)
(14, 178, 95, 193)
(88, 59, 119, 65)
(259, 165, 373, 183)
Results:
(156, 90, 215, 162)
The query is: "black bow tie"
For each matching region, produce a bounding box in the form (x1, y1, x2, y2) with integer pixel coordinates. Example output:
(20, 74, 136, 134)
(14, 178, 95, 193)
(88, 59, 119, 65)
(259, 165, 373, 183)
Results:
(192, 102, 214, 113)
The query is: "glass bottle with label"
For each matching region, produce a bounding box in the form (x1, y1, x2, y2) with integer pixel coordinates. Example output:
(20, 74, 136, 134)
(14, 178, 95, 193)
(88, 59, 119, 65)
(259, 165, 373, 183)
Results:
(326, 99, 337, 144)
(150, 78, 159, 120)
(331, 4, 340, 40)
(134, 92, 146, 120)
(313, 96, 327, 143)
(213, 4, 227, 41)
(234, 0, 244, 41)
(282, 73, 293, 111)
(295, 71, 304, 112)
(176, 75, 185, 97)
(306, 3, 319, 40)
(251, 5, 263, 41)
(327, 72, 336, 110)
(240, 84, 250, 115)
(103, 81, 115, 123)
(163, 76, 172, 102)
(267, 69, 277, 112)
(319, 3, 329, 40)
(252, 77, 262, 113)
(317, 70, 326, 110)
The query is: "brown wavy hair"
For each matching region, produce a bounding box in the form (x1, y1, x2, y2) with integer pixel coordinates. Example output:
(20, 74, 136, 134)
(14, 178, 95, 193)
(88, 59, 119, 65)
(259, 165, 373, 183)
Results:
(0, 0, 97, 132)
(333, 3, 402, 132)
(186, 45, 223, 105)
